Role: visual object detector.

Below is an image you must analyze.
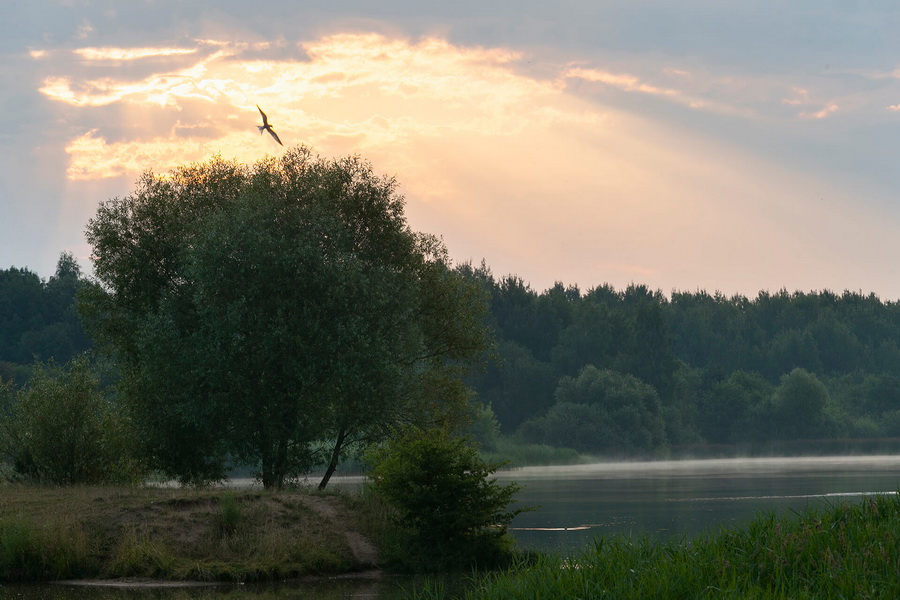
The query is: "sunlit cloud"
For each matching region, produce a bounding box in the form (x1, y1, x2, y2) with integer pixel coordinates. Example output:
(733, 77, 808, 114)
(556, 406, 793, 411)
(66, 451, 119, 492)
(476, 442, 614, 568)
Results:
(781, 87, 840, 119)
(562, 63, 782, 118)
(40, 33, 568, 177)
(800, 102, 839, 120)
(564, 61, 861, 123)
(65, 129, 267, 180)
(781, 87, 812, 106)
(564, 67, 679, 96)
(34, 31, 899, 293)
(73, 46, 199, 61)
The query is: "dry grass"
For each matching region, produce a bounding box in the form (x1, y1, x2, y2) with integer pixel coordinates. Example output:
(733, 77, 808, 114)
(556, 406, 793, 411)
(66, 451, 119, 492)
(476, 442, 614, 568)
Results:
(0, 484, 371, 582)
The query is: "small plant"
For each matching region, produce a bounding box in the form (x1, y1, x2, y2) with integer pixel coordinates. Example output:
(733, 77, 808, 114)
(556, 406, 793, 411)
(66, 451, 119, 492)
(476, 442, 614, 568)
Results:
(216, 492, 243, 537)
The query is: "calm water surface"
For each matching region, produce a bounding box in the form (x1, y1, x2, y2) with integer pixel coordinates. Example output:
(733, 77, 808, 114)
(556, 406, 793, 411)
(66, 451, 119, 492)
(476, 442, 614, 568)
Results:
(498, 455, 900, 553)
(6, 456, 899, 598)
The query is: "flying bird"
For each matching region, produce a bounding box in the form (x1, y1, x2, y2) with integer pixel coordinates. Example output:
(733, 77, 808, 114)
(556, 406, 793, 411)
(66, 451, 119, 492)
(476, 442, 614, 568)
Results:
(256, 105, 283, 146)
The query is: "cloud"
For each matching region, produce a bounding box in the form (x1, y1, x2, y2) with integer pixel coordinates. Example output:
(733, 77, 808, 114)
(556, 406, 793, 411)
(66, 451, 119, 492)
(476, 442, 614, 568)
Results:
(563, 61, 855, 123)
(39, 33, 569, 177)
(800, 102, 840, 120)
(563, 66, 679, 96)
(32, 30, 900, 294)
(75, 19, 94, 41)
(73, 46, 199, 61)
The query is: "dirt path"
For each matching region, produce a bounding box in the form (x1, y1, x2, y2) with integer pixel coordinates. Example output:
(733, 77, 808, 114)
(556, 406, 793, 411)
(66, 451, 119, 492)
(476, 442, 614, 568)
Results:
(298, 495, 380, 568)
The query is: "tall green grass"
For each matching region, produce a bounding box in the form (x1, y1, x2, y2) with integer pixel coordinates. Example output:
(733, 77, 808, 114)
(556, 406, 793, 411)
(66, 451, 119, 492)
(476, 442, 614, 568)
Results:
(480, 438, 582, 468)
(417, 493, 900, 599)
(0, 514, 93, 581)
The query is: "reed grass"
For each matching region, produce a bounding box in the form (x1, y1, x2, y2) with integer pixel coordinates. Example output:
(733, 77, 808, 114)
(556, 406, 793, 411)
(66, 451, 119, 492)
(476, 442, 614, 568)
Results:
(417, 492, 900, 600)
(0, 513, 94, 581)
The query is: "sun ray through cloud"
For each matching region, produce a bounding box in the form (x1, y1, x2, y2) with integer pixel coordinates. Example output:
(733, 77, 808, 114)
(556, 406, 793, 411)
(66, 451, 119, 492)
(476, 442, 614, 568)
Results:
(26, 27, 900, 295)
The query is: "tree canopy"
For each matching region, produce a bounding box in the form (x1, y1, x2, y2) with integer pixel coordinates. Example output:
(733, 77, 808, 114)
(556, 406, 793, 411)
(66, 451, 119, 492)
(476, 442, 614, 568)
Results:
(82, 148, 489, 488)
(466, 272, 900, 455)
(0, 253, 91, 381)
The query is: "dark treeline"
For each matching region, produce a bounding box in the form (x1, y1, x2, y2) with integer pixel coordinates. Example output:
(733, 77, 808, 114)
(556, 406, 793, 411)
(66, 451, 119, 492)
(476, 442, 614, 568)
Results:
(5, 254, 900, 458)
(0, 253, 91, 384)
(460, 263, 900, 456)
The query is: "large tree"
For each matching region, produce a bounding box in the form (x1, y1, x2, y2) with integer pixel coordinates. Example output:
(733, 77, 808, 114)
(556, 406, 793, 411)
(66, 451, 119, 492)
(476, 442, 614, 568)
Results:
(82, 148, 488, 488)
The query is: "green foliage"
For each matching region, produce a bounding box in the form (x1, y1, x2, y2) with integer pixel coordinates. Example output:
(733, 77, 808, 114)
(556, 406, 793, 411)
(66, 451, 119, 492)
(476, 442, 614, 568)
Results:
(468, 279, 900, 457)
(428, 493, 900, 600)
(0, 355, 144, 485)
(517, 366, 667, 456)
(13, 217, 900, 460)
(477, 340, 558, 434)
(367, 428, 526, 571)
(700, 370, 773, 444)
(82, 149, 489, 489)
(467, 402, 502, 452)
(0, 253, 92, 374)
(765, 368, 844, 441)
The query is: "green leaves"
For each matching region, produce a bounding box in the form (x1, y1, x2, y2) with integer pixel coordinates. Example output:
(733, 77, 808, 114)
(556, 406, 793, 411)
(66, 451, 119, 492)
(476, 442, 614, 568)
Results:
(518, 366, 667, 455)
(0, 355, 144, 485)
(367, 428, 525, 570)
(83, 148, 489, 488)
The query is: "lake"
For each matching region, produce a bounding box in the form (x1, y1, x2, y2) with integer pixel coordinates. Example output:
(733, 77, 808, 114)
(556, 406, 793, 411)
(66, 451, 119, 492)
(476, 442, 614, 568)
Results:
(5, 455, 899, 599)
(498, 455, 900, 553)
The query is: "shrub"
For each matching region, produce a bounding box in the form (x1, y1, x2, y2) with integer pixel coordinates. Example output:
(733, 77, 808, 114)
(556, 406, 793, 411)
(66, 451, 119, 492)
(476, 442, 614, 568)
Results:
(0, 355, 145, 485)
(367, 428, 527, 571)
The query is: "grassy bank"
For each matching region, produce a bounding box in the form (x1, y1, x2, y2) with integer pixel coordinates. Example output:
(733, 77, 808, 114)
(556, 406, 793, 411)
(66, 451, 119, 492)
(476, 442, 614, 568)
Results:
(0, 485, 379, 583)
(419, 492, 900, 600)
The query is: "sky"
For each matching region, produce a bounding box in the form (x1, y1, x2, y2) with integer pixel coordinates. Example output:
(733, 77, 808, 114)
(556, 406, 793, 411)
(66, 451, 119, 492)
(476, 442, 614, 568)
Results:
(4, 1, 900, 299)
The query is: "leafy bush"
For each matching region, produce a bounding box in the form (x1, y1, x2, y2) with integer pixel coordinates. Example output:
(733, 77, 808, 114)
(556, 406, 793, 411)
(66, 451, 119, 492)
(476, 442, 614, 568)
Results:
(367, 428, 527, 571)
(0, 355, 145, 485)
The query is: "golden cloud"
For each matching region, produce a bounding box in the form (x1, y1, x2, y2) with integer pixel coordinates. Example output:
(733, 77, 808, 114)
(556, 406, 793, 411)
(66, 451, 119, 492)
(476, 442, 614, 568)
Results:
(42, 33, 571, 180)
(73, 46, 198, 61)
(564, 66, 679, 96)
(41, 32, 879, 293)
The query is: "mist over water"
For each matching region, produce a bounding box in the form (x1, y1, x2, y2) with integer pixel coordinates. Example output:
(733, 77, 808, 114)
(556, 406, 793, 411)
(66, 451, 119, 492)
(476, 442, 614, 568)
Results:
(496, 455, 900, 553)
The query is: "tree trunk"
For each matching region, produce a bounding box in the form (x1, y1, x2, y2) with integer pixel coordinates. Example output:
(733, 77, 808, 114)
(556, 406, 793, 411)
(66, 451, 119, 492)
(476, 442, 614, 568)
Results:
(318, 427, 347, 491)
(261, 450, 274, 490)
(273, 436, 288, 490)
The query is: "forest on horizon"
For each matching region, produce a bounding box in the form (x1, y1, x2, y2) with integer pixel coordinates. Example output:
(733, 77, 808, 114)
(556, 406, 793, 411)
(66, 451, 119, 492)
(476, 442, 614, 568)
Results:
(4, 254, 900, 457)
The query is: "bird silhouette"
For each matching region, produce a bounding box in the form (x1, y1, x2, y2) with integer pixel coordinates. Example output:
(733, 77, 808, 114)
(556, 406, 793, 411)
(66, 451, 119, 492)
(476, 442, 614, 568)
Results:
(256, 105, 283, 146)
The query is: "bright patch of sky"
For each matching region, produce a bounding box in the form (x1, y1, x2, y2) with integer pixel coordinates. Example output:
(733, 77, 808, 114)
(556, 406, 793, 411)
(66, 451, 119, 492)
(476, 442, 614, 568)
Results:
(4, 1, 900, 298)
